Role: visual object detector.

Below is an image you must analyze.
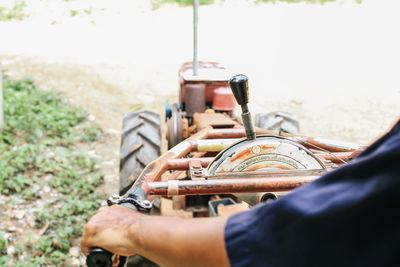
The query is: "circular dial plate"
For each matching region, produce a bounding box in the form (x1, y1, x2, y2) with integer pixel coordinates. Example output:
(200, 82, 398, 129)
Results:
(206, 136, 325, 176)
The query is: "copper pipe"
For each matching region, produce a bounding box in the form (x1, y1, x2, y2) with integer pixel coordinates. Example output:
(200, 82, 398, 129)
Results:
(168, 152, 355, 169)
(190, 138, 241, 152)
(206, 129, 363, 153)
(206, 128, 293, 139)
(298, 137, 362, 153)
(148, 176, 318, 196)
(167, 157, 213, 170)
(127, 127, 211, 197)
(316, 152, 354, 163)
(166, 152, 207, 180)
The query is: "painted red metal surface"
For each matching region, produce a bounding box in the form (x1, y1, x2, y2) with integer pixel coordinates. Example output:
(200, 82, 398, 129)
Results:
(193, 113, 237, 130)
(212, 87, 237, 111)
(179, 61, 229, 104)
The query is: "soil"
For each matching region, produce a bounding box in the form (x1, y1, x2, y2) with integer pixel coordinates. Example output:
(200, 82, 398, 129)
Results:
(1, 0, 399, 194)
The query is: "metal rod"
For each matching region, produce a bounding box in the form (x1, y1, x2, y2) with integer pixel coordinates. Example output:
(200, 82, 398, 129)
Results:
(241, 110, 256, 140)
(191, 138, 241, 152)
(205, 129, 362, 153)
(166, 152, 207, 180)
(127, 127, 210, 197)
(166, 151, 353, 170)
(316, 152, 354, 164)
(206, 128, 293, 139)
(193, 0, 199, 76)
(296, 137, 362, 153)
(168, 157, 213, 170)
(148, 176, 318, 196)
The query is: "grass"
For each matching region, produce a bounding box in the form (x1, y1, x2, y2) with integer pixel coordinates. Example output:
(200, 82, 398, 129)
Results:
(0, 1, 26, 21)
(0, 75, 104, 265)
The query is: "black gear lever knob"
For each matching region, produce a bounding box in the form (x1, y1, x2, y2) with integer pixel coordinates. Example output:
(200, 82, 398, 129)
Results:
(229, 74, 255, 140)
(229, 74, 249, 106)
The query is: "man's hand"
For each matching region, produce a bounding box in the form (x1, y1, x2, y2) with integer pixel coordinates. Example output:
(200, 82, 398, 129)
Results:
(81, 204, 230, 267)
(81, 205, 141, 257)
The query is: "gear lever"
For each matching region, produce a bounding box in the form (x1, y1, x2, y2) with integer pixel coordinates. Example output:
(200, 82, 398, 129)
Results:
(229, 74, 256, 140)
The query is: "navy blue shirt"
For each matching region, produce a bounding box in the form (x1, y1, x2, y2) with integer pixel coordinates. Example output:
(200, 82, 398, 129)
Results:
(225, 120, 400, 267)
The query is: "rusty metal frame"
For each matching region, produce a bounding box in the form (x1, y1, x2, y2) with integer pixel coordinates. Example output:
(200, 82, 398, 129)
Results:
(125, 125, 363, 200)
(148, 176, 318, 196)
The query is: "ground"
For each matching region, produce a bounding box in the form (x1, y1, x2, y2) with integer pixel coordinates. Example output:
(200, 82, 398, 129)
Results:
(0, 0, 399, 264)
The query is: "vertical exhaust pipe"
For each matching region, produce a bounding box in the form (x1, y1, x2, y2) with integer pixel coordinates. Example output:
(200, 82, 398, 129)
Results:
(193, 0, 199, 76)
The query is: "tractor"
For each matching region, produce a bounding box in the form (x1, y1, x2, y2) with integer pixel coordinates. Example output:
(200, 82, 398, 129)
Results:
(86, 69, 363, 267)
(85, 2, 364, 266)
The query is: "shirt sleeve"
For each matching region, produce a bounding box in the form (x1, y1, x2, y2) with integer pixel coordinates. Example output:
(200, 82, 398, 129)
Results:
(224, 120, 400, 267)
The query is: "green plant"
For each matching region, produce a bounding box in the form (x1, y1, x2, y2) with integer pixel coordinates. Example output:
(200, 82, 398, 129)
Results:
(0, 1, 26, 21)
(0, 231, 8, 265)
(0, 74, 104, 265)
(70, 9, 78, 16)
(0, 231, 7, 252)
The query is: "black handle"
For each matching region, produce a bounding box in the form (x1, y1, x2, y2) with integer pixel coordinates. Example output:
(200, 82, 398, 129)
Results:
(86, 248, 127, 267)
(229, 74, 249, 106)
(86, 202, 138, 267)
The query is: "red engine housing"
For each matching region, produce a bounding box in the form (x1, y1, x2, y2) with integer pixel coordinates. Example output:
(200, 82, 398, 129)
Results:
(178, 61, 237, 114)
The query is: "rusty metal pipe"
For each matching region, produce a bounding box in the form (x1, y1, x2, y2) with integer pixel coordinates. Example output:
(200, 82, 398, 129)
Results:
(316, 152, 353, 163)
(234, 192, 288, 206)
(126, 127, 211, 198)
(191, 138, 241, 152)
(167, 157, 213, 170)
(206, 128, 292, 139)
(148, 176, 318, 196)
(206, 129, 363, 153)
(295, 137, 362, 153)
(166, 152, 207, 180)
(167, 152, 354, 170)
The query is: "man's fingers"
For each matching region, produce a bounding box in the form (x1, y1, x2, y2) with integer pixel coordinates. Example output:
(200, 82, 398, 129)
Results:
(81, 238, 91, 256)
(112, 255, 120, 267)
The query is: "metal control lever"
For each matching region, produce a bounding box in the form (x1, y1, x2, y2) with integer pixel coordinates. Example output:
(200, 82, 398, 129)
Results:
(229, 74, 256, 140)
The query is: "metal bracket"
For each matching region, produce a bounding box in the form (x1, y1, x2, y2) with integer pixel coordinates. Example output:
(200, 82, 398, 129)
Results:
(189, 159, 205, 180)
(107, 195, 152, 212)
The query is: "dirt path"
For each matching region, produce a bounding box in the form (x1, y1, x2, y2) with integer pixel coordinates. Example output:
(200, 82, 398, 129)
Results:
(1, 0, 400, 195)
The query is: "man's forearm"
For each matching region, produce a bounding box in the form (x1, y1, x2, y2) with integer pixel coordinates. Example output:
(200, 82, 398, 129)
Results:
(132, 213, 230, 267)
(81, 205, 230, 267)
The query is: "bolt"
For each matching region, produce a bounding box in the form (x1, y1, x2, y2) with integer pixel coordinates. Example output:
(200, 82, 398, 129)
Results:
(252, 145, 261, 154)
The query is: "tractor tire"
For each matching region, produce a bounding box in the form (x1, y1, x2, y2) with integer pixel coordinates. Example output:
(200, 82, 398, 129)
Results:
(119, 110, 161, 195)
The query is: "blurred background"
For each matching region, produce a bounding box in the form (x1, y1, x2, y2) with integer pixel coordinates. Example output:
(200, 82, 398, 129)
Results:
(1, 0, 399, 144)
(0, 0, 399, 265)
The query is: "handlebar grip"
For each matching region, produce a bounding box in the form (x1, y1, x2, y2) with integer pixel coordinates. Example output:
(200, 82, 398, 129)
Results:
(86, 202, 138, 267)
(86, 248, 124, 267)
